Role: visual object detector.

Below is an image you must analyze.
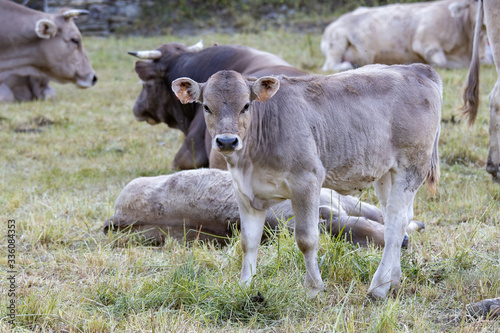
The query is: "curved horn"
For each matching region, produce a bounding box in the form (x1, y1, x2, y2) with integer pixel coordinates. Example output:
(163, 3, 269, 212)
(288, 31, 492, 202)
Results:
(187, 40, 203, 52)
(127, 50, 162, 60)
(62, 9, 90, 19)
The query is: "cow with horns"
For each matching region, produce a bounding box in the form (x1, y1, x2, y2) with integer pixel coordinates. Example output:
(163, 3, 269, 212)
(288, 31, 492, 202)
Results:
(128, 41, 306, 170)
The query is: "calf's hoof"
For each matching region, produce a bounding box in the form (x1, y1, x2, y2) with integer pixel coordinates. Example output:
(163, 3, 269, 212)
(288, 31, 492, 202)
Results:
(486, 163, 500, 184)
(305, 280, 324, 299)
(407, 220, 425, 233)
(401, 234, 409, 248)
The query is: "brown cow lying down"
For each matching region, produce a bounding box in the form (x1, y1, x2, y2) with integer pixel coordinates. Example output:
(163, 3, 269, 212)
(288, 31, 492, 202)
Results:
(0, 75, 55, 103)
(103, 169, 423, 247)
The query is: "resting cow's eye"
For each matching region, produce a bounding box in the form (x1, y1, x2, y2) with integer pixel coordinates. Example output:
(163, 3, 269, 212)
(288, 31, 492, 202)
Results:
(241, 103, 250, 113)
(71, 38, 80, 46)
(203, 105, 211, 114)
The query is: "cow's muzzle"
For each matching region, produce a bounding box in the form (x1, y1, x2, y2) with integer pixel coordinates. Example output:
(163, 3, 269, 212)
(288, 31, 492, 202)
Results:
(214, 134, 242, 152)
(76, 73, 98, 88)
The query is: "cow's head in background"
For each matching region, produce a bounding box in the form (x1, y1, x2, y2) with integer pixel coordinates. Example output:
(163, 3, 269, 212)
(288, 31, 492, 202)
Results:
(0, 2, 97, 88)
(128, 41, 204, 128)
(172, 70, 280, 156)
(35, 9, 97, 87)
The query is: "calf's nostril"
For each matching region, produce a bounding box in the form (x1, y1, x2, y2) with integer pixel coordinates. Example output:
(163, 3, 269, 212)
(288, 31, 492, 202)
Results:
(216, 136, 238, 150)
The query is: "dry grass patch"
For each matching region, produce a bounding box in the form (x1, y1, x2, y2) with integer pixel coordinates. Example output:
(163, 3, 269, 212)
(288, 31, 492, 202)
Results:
(0, 33, 499, 332)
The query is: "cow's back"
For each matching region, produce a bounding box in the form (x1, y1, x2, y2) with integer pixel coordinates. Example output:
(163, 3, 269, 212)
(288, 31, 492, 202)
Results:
(169, 45, 293, 82)
(242, 64, 442, 194)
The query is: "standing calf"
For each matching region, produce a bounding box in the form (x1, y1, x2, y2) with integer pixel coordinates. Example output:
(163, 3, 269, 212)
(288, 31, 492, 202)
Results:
(172, 64, 441, 299)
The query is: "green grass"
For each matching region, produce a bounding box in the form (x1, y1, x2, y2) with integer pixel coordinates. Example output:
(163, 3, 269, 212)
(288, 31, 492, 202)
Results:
(1, 32, 499, 332)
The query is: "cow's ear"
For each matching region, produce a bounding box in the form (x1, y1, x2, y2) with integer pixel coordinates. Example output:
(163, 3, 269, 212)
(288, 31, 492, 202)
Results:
(251, 76, 280, 102)
(172, 78, 203, 104)
(448, 1, 469, 18)
(135, 61, 159, 81)
(35, 19, 58, 39)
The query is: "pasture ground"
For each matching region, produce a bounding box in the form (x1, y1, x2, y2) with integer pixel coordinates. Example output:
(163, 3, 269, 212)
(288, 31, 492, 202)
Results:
(0, 32, 499, 332)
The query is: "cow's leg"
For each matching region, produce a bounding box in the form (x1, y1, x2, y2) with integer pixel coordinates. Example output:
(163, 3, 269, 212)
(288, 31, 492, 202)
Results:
(321, 34, 354, 72)
(373, 172, 391, 218)
(235, 194, 267, 286)
(368, 173, 417, 299)
(0, 83, 15, 103)
(338, 194, 384, 223)
(486, 81, 500, 183)
(291, 185, 324, 298)
(172, 112, 209, 170)
(320, 206, 385, 247)
(424, 48, 447, 68)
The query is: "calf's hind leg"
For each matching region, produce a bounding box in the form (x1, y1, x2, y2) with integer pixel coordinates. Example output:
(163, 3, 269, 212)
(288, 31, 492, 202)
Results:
(373, 172, 391, 219)
(368, 172, 417, 299)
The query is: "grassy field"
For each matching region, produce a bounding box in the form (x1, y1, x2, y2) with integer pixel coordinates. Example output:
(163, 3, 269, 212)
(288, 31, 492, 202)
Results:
(1, 31, 499, 332)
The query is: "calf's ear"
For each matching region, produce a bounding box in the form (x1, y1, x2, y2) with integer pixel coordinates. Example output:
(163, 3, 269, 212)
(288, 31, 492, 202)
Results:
(251, 76, 280, 102)
(35, 19, 58, 39)
(172, 78, 203, 104)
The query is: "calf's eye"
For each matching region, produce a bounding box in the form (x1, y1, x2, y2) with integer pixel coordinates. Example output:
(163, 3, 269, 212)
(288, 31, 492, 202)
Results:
(203, 105, 211, 114)
(241, 103, 250, 113)
(71, 38, 80, 46)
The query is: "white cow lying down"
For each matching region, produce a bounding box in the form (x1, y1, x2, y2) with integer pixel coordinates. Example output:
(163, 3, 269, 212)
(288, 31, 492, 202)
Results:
(321, 0, 489, 71)
(103, 169, 423, 247)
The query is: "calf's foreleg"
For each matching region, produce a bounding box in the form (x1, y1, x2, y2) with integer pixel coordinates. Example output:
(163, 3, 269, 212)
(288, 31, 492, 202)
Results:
(291, 185, 324, 298)
(236, 193, 267, 286)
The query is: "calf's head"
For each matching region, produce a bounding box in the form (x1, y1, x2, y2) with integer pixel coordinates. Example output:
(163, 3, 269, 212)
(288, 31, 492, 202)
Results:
(172, 70, 280, 155)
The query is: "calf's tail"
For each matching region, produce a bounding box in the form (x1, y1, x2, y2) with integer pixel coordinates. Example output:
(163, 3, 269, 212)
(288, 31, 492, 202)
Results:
(461, 0, 484, 126)
(425, 125, 440, 196)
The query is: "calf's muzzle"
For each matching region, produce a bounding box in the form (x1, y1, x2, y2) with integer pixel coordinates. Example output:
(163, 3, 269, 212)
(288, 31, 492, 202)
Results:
(215, 134, 239, 151)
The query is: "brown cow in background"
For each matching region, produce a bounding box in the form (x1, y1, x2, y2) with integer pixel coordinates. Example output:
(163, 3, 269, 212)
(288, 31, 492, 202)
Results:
(129, 41, 305, 170)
